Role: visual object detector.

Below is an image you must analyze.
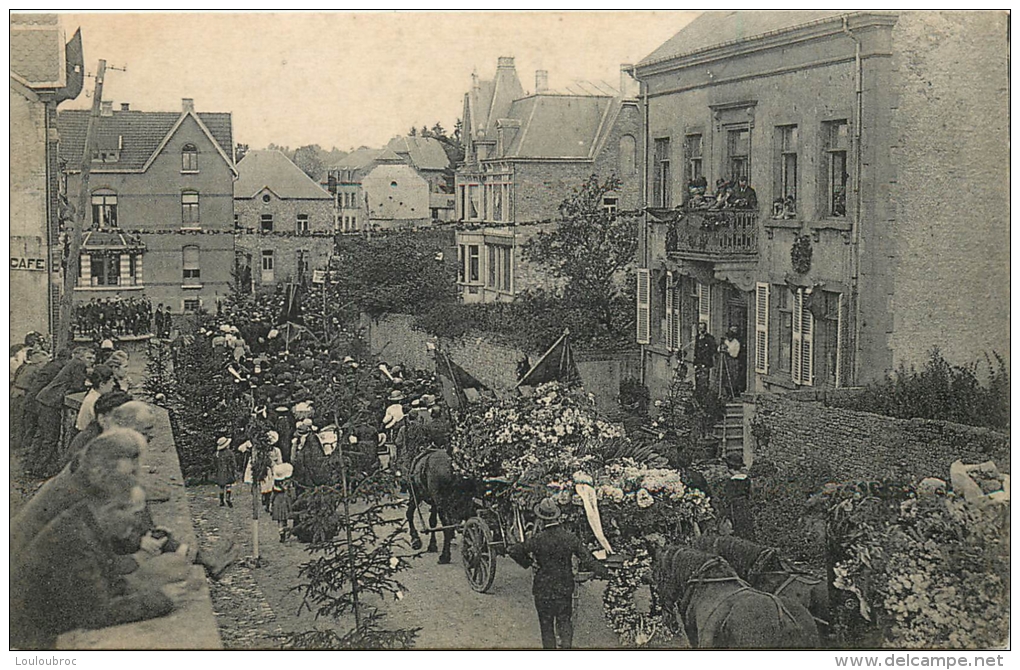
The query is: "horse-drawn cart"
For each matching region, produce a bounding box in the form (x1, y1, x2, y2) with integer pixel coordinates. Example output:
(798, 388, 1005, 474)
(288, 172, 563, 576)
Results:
(460, 478, 534, 593)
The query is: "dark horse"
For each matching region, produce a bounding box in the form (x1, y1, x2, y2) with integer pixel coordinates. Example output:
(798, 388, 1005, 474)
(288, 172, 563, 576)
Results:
(651, 546, 820, 648)
(692, 535, 830, 641)
(404, 449, 477, 564)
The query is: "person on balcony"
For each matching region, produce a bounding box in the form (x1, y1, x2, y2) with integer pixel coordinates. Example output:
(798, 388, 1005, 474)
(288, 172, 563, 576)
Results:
(685, 176, 710, 210)
(708, 178, 732, 210)
(730, 175, 758, 211)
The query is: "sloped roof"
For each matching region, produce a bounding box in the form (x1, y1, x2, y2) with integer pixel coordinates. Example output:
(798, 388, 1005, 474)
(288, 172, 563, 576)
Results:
(10, 14, 64, 87)
(385, 136, 449, 171)
(57, 108, 234, 172)
(639, 11, 848, 66)
(375, 147, 404, 163)
(332, 146, 381, 172)
(235, 150, 332, 200)
(503, 94, 614, 159)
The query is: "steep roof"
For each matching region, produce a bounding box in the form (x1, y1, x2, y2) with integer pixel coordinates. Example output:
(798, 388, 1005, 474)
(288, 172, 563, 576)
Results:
(235, 150, 332, 200)
(332, 147, 381, 172)
(385, 136, 449, 171)
(10, 14, 65, 88)
(639, 10, 848, 66)
(57, 108, 234, 172)
(503, 93, 614, 160)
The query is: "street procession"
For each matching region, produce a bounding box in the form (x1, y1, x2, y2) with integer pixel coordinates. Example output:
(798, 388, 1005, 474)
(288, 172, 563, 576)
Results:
(8, 10, 1010, 658)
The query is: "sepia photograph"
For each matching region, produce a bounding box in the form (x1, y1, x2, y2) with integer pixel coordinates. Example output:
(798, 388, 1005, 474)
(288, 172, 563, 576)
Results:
(7, 9, 1011, 657)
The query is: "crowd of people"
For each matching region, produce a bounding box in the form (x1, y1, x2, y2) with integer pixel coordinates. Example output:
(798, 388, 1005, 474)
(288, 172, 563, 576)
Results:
(73, 297, 164, 340)
(10, 329, 234, 650)
(684, 175, 759, 212)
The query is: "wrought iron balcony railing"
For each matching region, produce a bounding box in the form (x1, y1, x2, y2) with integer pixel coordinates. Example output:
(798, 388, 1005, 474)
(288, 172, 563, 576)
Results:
(666, 209, 759, 258)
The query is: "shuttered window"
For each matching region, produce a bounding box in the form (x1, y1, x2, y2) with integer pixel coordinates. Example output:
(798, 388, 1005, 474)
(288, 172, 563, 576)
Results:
(755, 282, 769, 374)
(636, 269, 651, 345)
(792, 288, 814, 386)
(697, 282, 711, 325)
(665, 272, 675, 351)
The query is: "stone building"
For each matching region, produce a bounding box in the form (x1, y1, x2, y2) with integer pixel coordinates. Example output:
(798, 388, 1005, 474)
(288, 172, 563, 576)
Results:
(327, 135, 453, 231)
(454, 56, 644, 304)
(10, 15, 83, 342)
(633, 11, 1010, 402)
(233, 149, 336, 288)
(58, 98, 236, 315)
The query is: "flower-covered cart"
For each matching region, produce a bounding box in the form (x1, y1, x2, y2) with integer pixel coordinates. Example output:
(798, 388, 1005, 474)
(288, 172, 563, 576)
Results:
(451, 383, 716, 646)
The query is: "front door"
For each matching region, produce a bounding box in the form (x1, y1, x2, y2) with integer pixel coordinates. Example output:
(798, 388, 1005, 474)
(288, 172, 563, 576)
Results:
(722, 286, 749, 397)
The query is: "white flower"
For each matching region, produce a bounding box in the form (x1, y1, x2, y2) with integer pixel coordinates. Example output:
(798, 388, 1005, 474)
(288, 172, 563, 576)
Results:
(636, 488, 654, 508)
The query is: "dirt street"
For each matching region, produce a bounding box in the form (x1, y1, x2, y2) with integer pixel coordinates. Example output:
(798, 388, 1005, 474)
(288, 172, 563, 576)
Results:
(187, 484, 624, 649)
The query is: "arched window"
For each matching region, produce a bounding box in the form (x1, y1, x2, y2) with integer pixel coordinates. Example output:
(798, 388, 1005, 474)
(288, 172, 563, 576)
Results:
(181, 190, 200, 226)
(91, 189, 118, 228)
(182, 144, 199, 172)
(619, 135, 637, 176)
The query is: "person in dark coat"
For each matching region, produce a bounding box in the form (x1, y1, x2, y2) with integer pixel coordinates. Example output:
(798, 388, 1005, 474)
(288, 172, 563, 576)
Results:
(726, 472, 755, 541)
(11, 484, 176, 650)
(30, 347, 95, 477)
(508, 498, 607, 649)
(291, 418, 326, 488)
(730, 175, 758, 211)
(19, 349, 70, 452)
(693, 322, 717, 396)
(61, 390, 134, 468)
(214, 436, 238, 507)
(10, 348, 49, 453)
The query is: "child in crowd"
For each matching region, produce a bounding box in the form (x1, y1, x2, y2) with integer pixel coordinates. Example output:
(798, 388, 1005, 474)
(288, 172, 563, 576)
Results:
(271, 463, 295, 542)
(214, 436, 237, 507)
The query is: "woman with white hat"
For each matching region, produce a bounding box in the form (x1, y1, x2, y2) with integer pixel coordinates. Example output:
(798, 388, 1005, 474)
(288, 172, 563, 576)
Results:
(213, 436, 237, 508)
(271, 462, 295, 542)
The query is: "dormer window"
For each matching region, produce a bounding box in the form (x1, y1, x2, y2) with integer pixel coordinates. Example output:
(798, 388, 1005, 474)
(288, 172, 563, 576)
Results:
(182, 144, 199, 172)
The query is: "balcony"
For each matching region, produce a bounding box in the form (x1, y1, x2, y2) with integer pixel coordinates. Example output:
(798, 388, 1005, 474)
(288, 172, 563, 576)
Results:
(665, 209, 759, 262)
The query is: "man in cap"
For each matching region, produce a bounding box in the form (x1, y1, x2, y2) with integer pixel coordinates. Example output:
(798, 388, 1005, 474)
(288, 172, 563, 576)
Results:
(29, 346, 95, 476)
(10, 347, 49, 453)
(508, 497, 607, 649)
(11, 484, 179, 650)
(19, 348, 70, 451)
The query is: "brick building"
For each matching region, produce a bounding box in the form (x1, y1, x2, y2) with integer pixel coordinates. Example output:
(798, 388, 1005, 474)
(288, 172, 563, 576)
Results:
(58, 98, 236, 315)
(454, 56, 644, 303)
(633, 11, 1009, 402)
(10, 16, 83, 342)
(233, 149, 336, 289)
(327, 135, 453, 231)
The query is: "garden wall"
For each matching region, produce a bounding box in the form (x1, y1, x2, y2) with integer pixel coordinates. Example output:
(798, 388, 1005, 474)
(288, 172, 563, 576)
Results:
(362, 312, 638, 410)
(747, 392, 1011, 564)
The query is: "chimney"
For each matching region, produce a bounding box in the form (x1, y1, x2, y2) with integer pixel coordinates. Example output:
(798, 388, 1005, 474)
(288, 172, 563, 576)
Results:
(181, 98, 195, 113)
(100, 100, 113, 116)
(497, 56, 515, 70)
(535, 70, 549, 94)
(120, 102, 130, 112)
(619, 64, 637, 98)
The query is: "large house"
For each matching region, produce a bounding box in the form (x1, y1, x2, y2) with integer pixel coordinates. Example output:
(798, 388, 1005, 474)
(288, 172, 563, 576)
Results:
(632, 11, 1010, 402)
(453, 56, 643, 303)
(10, 15, 83, 342)
(58, 98, 236, 314)
(328, 135, 453, 231)
(234, 149, 336, 288)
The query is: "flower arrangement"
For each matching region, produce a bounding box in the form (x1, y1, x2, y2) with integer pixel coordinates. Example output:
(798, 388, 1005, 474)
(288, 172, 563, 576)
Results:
(791, 234, 813, 274)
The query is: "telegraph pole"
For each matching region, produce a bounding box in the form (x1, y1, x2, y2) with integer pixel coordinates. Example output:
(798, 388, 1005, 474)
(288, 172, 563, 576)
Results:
(55, 59, 106, 351)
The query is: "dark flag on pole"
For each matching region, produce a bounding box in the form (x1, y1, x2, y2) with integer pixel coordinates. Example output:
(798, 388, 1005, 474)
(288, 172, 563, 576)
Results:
(516, 328, 580, 390)
(278, 282, 303, 325)
(435, 346, 488, 411)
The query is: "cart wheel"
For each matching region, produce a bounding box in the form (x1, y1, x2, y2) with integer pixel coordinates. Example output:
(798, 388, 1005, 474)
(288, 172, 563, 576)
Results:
(462, 516, 497, 593)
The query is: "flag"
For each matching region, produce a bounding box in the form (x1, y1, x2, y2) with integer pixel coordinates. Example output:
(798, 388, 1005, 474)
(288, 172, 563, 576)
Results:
(435, 347, 488, 411)
(516, 329, 580, 389)
(278, 283, 303, 325)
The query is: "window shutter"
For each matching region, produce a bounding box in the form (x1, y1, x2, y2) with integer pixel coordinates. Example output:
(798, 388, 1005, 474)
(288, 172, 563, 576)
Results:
(792, 289, 803, 384)
(697, 282, 711, 325)
(665, 271, 675, 351)
(671, 276, 682, 354)
(636, 269, 651, 345)
(835, 293, 844, 387)
(755, 282, 769, 374)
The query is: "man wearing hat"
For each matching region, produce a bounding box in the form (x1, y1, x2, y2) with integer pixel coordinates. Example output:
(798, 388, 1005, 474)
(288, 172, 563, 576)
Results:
(291, 419, 326, 488)
(381, 389, 406, 470)
(508, 498, 608, 649)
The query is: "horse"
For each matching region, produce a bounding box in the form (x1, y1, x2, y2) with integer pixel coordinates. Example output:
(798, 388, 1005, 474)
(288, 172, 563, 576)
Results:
(650, 546, 820, 649)
(692, 535, 830, 641)
(404, 449, 477, 565)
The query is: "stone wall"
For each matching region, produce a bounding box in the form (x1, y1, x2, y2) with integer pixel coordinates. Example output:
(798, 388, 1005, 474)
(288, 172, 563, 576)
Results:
(234, 231, 334, 288)
(747, 391, 1010, 562)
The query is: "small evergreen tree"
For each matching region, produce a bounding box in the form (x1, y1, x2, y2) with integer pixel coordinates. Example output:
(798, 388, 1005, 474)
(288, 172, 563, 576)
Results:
(143, 339, 175, 405)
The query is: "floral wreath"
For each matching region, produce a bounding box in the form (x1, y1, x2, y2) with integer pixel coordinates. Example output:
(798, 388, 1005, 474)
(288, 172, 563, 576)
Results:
(791, 234, 813, 274)
(601, 544, 674, 647)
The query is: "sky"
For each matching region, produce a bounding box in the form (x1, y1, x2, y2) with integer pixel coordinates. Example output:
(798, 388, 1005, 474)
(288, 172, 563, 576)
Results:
(57, 11, 698, 153)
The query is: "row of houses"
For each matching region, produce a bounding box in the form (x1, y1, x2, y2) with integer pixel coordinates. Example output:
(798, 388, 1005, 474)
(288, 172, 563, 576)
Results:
(445, 12, 1009, 400)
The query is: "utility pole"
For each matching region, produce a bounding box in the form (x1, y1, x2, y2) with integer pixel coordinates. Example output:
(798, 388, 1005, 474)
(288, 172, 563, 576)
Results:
(55, 59, 105, 351)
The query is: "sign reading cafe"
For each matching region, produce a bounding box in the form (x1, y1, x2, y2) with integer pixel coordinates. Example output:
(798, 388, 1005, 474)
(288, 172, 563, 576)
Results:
(10, 257, 46, 272)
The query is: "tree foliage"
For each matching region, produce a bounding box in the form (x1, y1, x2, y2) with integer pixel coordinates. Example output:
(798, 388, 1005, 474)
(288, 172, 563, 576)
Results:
(832, 349, 1009, 431)
(523, 175, 638, 332)
(292, 144, 326, 182)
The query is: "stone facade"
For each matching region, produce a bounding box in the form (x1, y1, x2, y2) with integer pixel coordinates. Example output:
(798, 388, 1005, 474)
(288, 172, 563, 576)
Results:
(635, 12, 1010, 403)
(234, 231, 334, 289)
(362, 163, 431, 229)
(454, 224, 565, 304)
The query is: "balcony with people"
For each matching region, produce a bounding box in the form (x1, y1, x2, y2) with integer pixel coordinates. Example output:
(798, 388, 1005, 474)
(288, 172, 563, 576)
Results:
(654, 176, 759, 262)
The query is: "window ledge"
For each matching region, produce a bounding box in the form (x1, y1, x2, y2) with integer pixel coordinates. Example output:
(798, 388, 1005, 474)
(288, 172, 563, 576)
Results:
(74, 284, 144, 292)
(760, 373, 798, 390)
(180, 226, 203, 232)
(181, 283, 203, 290)
(762, 218, 802, 230)
(180, 170, 200, 175)
(809, 218, 851, 232)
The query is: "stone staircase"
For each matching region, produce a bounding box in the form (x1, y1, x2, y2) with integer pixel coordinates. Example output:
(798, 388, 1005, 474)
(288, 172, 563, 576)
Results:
(712, 401, 745, 460)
